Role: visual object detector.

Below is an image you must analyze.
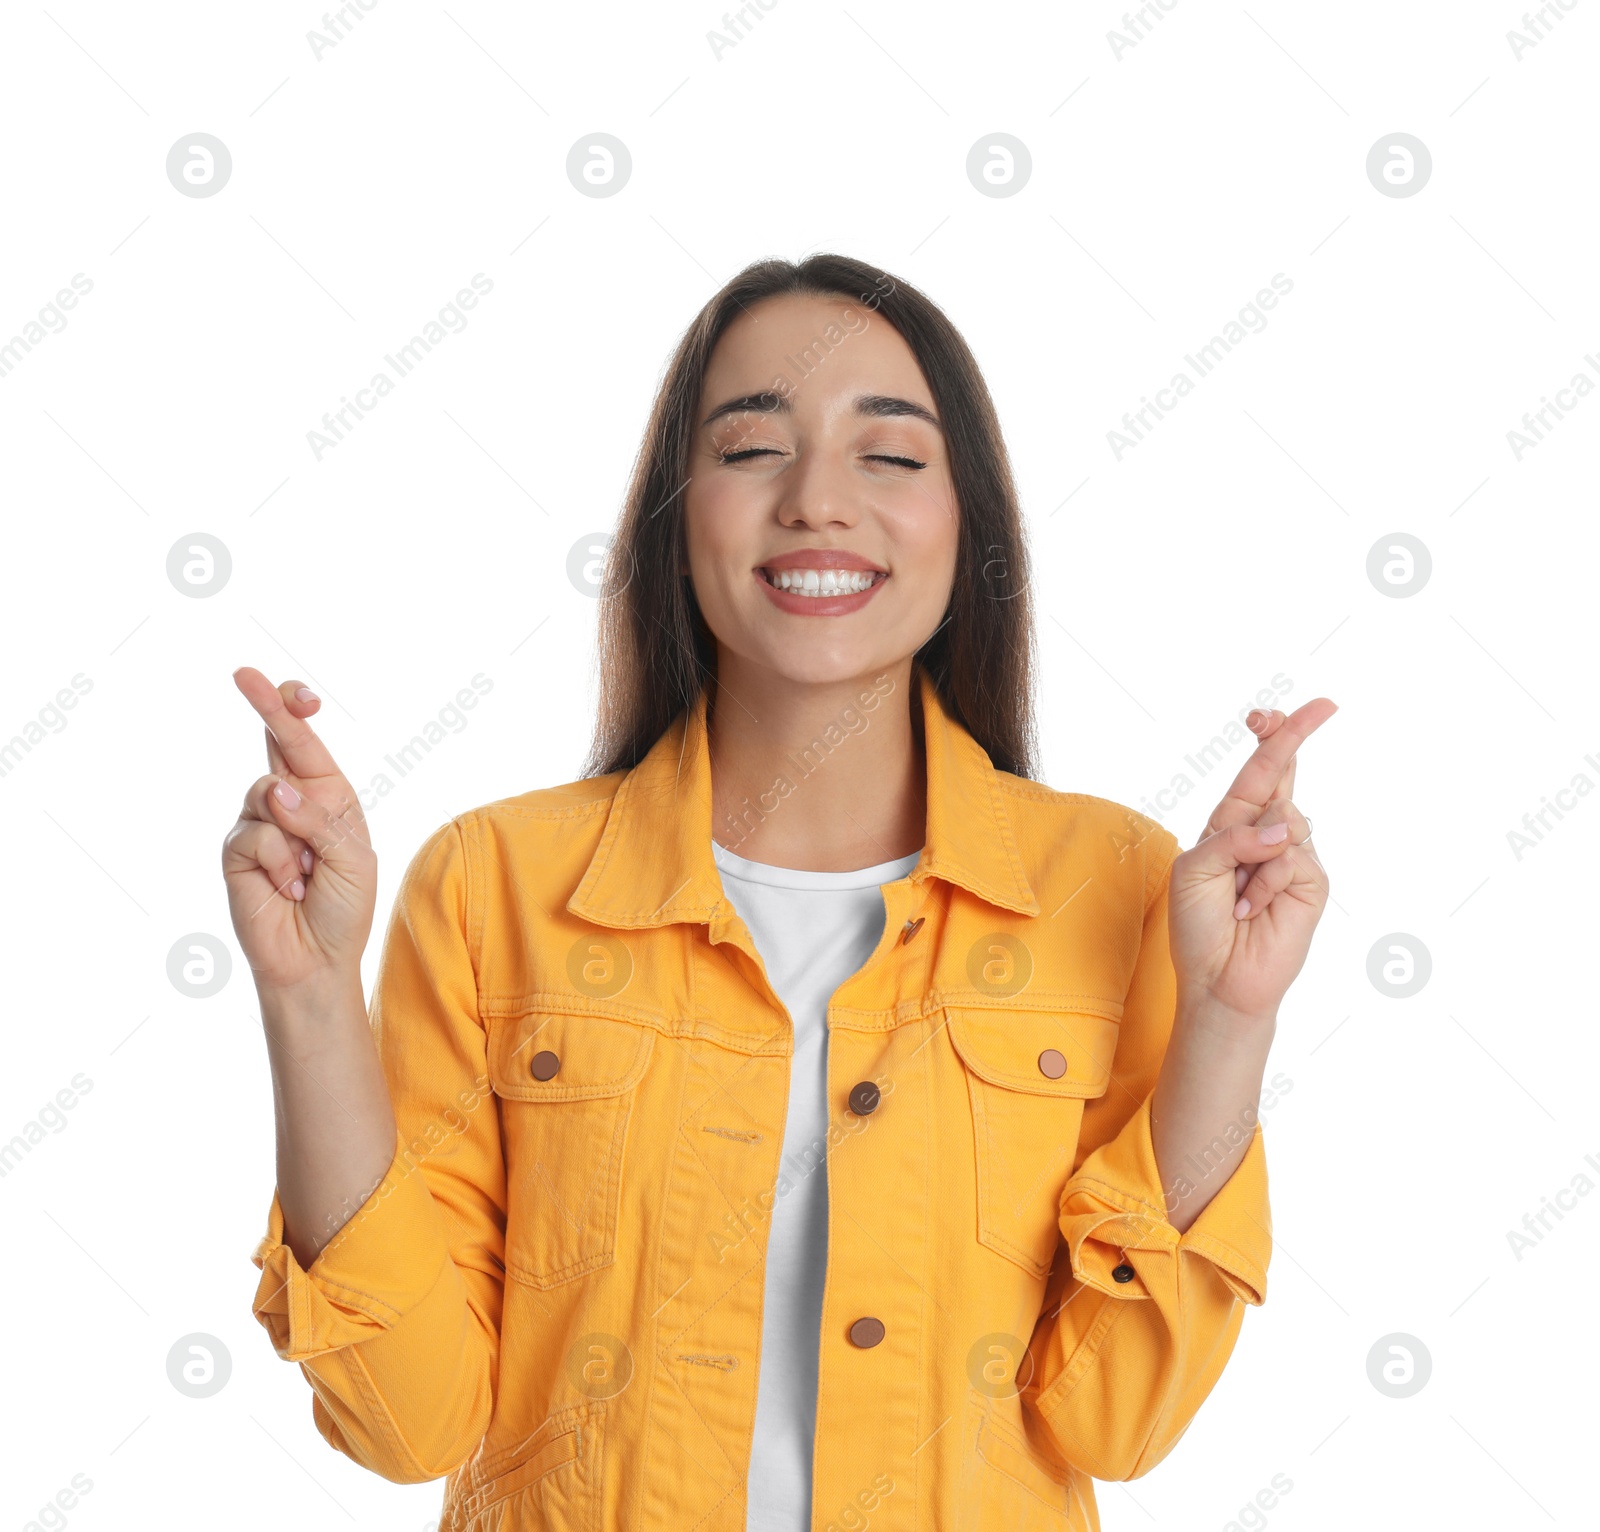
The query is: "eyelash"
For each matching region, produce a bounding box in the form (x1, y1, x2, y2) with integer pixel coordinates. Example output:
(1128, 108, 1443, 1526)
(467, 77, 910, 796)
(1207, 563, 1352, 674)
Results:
(717, 448, 927, 471)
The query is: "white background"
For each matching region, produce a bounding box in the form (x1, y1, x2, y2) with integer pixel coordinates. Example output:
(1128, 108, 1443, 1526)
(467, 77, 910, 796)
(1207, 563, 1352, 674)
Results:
(1, 2, 1594, 1528)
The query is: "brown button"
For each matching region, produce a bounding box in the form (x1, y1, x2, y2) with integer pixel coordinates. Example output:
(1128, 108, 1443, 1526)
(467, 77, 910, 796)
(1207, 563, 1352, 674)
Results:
(530, 1050, 560, 1080)
(848, 1317, 886, 1348)
(848, 1081, 880, 1116)
(1112, 1263, 1136, 1284)
(1038, 1048, 1067, 1079)
(900, 916, 925, 946)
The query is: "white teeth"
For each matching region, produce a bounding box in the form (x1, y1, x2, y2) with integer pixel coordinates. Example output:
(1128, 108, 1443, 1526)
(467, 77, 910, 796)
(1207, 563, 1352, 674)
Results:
(768, 567, 878, 596)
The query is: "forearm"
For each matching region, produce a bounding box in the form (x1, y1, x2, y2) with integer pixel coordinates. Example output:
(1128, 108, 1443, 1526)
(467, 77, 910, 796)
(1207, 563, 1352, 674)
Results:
(261, 969, 399, 1269)
(1150, 999, 1275, 1233)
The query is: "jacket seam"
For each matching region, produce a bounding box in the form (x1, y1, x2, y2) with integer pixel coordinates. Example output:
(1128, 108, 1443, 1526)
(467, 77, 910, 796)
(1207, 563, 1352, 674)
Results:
(1142, 834, 1181, 919)
(479, 798, 616, 822)
(336, 1326, 434, 1480)
(978, 740, 1037, 909)
(452, 812, 485, 1003)
(1133, 1214, 1194, 1474)
(300, 1272, 407, 1331)
(1066, 1173, 1172, 1227)
(1180, 1229, 1266, 1291)
(630, 1034, 694, 1528)
(1033, 1291, 1127, 1473)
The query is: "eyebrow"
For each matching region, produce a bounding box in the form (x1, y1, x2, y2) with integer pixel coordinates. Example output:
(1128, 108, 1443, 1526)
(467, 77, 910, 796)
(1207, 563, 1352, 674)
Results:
(700, 391, 941, 431)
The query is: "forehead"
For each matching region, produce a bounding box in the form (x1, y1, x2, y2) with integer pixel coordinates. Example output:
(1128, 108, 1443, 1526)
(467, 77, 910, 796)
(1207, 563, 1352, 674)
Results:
(699, 291, 932, 409)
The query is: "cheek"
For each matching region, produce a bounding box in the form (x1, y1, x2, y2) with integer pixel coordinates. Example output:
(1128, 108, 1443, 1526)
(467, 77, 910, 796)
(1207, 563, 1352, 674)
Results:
(683, 491, 759, 625)
(884, 487, 959, 595)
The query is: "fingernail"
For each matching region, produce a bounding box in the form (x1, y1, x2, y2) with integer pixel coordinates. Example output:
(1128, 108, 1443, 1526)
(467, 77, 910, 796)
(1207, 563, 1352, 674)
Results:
(273, 779, 301, 810)
(1246, 710, 1266, 731)
(295, 687, 318, 702)
(1258, 820, 1289, 844)
(291, 879, 305, 900)
(1234, 896, 1250, 919)
(300, 849, 313, 873)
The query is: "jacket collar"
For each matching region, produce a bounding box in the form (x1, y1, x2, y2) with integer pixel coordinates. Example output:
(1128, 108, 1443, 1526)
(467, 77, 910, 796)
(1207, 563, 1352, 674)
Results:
(566, 663, 1039, 930)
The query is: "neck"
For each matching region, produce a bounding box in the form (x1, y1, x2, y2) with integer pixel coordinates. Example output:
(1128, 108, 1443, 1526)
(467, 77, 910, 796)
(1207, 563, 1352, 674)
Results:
(706, 653, 926, 872)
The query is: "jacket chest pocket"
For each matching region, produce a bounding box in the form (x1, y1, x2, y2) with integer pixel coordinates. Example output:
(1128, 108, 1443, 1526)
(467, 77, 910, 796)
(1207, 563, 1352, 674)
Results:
(487, 1010, 656, 1290)
(947, 1006, 1121, 1280)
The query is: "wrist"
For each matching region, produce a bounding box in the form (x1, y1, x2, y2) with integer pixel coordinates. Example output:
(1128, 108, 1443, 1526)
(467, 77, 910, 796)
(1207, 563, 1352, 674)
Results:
(1176, 990, 1278, 1041)
(258, 965, 367, 1031)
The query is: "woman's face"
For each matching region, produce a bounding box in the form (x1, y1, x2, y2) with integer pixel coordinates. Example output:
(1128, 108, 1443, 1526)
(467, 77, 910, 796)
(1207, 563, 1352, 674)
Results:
(682, 292, 959, 688)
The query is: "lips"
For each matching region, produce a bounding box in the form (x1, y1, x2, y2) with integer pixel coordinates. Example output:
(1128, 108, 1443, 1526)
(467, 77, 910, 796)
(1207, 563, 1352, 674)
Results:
(751, 547, 891, 612)
(759, 550, 887, 573)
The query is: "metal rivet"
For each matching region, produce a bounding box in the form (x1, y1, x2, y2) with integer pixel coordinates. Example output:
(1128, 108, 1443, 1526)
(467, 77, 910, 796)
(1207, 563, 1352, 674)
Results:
(848, 1081, 881, 1116)
(531, 1050, 560, 1080)
(848, 1316, 886, 1348)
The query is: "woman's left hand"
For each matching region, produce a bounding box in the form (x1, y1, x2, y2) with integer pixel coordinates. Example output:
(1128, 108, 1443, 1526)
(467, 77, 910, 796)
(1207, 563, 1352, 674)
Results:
(1167, 698, 1338, 1027)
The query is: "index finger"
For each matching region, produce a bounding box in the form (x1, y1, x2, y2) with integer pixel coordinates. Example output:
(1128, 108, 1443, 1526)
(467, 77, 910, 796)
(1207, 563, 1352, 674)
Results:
(232, 666, 341, 780)
(1205, 696, 1337, 833)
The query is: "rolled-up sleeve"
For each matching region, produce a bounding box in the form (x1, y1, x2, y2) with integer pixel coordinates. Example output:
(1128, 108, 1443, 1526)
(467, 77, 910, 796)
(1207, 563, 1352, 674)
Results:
(1029, 829, 1272, 1481)
(251, 1125, 454, 1359)
(247, 815, 506, 1483)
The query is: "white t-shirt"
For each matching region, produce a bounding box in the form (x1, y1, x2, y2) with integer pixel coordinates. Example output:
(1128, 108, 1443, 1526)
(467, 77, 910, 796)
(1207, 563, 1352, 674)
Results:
(711, 837, 924, 1532)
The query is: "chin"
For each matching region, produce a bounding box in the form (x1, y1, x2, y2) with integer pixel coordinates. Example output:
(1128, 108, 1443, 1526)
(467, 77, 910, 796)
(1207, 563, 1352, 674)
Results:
(745, 639, 902, 689)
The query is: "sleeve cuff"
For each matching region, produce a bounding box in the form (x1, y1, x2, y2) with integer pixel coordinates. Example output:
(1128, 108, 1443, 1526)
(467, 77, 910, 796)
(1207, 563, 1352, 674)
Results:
(249, 1127, 453, 1362)
(1059, 1095, 1270, 1307)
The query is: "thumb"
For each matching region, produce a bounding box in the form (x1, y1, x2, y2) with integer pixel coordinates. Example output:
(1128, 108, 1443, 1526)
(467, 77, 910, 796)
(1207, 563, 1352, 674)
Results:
(1181, 818, 1291, 881)
(264, 776, 371, 871)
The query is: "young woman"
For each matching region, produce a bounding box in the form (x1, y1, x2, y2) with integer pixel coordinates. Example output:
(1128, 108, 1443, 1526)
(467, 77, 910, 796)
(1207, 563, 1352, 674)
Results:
(229, 253, 1334, 1532)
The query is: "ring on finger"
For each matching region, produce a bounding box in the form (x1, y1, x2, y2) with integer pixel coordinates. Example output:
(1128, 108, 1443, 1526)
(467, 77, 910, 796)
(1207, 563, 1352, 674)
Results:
(1292, 814, 1314, 846)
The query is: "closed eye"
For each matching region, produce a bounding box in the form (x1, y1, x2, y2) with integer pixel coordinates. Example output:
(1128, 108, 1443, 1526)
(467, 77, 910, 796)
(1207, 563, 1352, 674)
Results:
(717, 448, 927, 470)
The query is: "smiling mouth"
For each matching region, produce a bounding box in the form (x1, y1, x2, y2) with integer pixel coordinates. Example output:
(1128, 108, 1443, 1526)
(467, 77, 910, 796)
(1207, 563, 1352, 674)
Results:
(757, 567, 887, 597)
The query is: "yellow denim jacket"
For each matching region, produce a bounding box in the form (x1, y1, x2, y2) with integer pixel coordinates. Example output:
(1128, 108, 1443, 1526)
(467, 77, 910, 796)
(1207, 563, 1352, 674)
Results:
(250, 663, 1271, 1531)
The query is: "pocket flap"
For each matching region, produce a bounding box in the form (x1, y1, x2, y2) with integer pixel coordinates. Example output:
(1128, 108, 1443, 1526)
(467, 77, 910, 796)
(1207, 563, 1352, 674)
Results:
(488, 1012, 655, 1101)
(946, 1007, 1120, 1097)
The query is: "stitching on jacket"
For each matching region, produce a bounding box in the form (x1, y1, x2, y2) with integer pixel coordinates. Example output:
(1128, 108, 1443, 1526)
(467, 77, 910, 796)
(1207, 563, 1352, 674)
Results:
(674, 1351, 739, 1370)
(976, 1412, 1071, 1512)
(451, 813, 485, 999)
(971, 1078, 1071, 1276)
(829, 990, 1125, 1028)
(1066, 1173, 1173, 1228)
(567, 758, 638, 909)
(342, 1329, 434, 1479)
(909, 1035, 932, 1523)
(1142, 834, 1181, 918)
(481, 797, 615, 821)
(667, 1250, 763, 1348)
(675, 1126, 765, 1272)
(1179, 1229, 1266, 1293)
(981, 745, 1036, 908)
(299, 1272, 405, 1328)
(1033, 1288, 1127, 1452)
(630, 1036, 694, 1529)
(648, 1336, 749, 1513)
(700, 1125, 763, 1143)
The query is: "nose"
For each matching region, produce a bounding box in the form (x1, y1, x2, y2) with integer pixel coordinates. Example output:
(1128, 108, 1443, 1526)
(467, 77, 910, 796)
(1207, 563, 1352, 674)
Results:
(776, 442, 862, 533)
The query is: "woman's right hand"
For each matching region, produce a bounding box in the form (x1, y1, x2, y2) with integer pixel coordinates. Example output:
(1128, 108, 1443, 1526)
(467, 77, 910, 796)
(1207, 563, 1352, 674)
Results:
(222, 668, 378, 994)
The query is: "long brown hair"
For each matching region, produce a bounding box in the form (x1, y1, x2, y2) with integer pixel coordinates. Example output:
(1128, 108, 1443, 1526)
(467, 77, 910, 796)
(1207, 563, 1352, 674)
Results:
(581, 253, 1038, 782)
